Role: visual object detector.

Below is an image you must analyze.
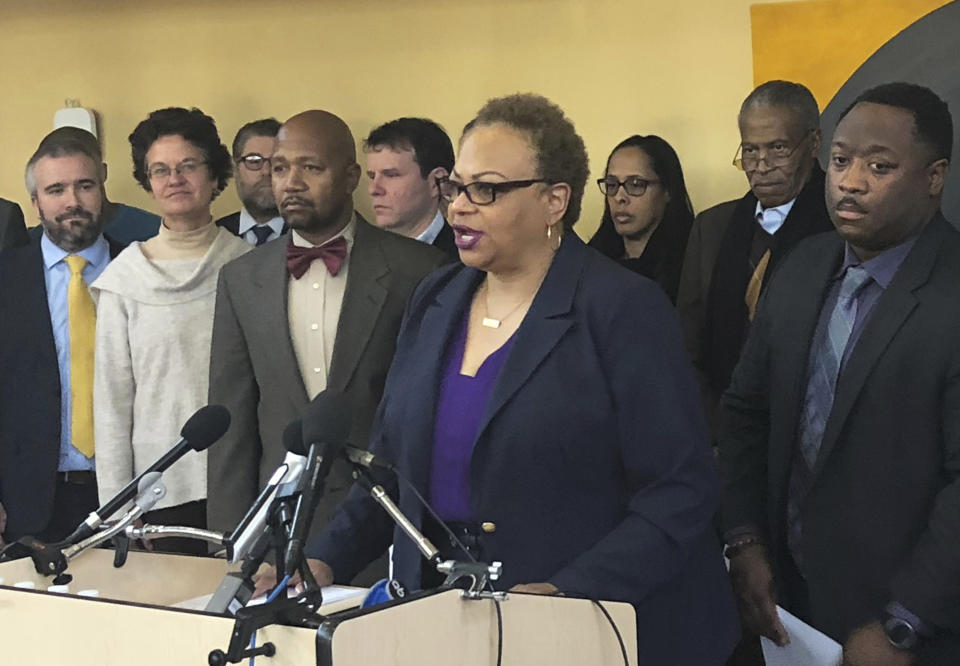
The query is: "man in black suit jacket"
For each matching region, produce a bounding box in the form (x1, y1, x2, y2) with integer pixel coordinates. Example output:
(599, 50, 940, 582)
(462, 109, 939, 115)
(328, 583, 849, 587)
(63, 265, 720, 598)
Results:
(677, 81, 833, 432)
(363, 117, 458, 260)
(0, 197, 28, 250)
(206, 111, 444, 583)
(0, 133, 121, 547)
(215, 118, 287, 246)
(721, 83, 960, 664)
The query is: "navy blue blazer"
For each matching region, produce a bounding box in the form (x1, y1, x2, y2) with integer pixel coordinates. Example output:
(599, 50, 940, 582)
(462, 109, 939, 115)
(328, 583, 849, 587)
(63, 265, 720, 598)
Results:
(0, 233, 123, 539)
(308, 234, 738, 663)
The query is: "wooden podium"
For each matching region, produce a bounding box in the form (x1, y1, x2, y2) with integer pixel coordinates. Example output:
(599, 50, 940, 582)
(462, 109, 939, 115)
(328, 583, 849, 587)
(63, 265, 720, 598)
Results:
(0, 549, 636, 665)
(317, 588, 637, 666)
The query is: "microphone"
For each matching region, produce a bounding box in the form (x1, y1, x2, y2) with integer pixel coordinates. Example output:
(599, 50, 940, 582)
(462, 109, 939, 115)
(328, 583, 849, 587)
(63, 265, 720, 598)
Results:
(281, 391, 351, 578)
(227, 421, 307, 563)
(360, 578, 408, 609)
(342, 443, 395, 472)
(65, 404, 230, 545)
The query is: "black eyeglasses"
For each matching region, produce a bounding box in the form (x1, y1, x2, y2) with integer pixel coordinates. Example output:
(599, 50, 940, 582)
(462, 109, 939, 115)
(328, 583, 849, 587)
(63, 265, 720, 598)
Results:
(438, 176, 548, 205)
(733, 130, 814, 171)
(597, 176, 660, 197)
(237, 153, 271, 171)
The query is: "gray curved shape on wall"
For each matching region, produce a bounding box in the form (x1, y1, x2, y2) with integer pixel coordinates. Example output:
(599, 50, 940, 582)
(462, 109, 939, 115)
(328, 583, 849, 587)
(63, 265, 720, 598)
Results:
(819, 0, 960, 223)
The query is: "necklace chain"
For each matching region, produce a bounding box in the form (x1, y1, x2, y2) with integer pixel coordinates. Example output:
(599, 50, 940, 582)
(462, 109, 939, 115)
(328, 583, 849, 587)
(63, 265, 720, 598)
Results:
(481, 281, 533, 329)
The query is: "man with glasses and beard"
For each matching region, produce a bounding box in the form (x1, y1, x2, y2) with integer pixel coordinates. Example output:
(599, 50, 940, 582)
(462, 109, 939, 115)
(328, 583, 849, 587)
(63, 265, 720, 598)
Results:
(206, 110, 444, 582)
(677, 80, 833, 435)
(216, 118, 287, 246)
(0, 131, 124, 547)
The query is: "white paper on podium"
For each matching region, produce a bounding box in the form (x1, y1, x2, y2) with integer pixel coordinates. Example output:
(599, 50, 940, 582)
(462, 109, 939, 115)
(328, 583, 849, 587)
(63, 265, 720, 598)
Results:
(172, 584, 364, 611)
(760, 606, 843, 666)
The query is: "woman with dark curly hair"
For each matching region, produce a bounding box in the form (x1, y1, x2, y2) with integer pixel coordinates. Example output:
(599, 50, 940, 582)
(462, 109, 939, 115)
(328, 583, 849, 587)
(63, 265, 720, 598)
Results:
(588, 135, 694, 304)
(91, 107, 249, 554)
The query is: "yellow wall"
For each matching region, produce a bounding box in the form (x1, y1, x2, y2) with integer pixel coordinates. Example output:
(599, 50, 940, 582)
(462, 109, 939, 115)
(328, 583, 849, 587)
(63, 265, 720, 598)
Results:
(752, 0, 954, 109)
(0, 0, 787, 239)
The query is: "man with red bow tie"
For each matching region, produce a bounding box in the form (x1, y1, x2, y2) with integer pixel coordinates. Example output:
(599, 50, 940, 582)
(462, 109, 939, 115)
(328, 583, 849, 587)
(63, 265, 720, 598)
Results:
(206, 111, 444, 584)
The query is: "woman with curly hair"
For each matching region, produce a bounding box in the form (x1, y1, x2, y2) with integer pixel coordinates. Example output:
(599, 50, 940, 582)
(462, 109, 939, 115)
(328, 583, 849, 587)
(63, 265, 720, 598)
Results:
(92, 107, 249, 554)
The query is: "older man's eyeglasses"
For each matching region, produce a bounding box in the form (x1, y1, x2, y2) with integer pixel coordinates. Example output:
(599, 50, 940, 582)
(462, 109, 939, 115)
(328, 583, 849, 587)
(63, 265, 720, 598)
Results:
(597, 176, 660, 197)
(438, 176, 548, 206)
(732, 131, 814, 171)
(238, 154, 271, 171)
(147, 160, 207, 181)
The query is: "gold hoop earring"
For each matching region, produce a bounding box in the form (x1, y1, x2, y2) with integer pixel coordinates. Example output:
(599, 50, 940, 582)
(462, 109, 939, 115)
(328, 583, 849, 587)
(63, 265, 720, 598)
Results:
(546, 224, 562, 251)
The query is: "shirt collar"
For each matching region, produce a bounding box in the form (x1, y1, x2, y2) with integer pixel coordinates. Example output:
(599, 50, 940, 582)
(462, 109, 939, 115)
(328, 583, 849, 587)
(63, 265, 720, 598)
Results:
(416, 209, 446, 245)
(290, 213, 356, 250)
(754, 198, 797, 235)
(41, 231, 110, 271)
(238, 207, 285, 236)
(839, 239, 917, 289)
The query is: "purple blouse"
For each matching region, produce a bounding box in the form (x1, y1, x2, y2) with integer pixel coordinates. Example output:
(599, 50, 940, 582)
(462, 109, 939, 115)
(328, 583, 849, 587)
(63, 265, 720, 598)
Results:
(429, 316, 516, 522)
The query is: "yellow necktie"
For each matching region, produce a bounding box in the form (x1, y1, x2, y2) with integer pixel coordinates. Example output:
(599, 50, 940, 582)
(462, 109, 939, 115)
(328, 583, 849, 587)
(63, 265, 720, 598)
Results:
(65, 255, 96, 459)
(745, 249, 771, 322)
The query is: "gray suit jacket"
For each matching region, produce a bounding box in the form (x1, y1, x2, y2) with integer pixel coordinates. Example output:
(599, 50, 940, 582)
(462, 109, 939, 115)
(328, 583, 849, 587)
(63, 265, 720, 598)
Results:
(0, 198, 28, 251)
(206, 215, 445, 579)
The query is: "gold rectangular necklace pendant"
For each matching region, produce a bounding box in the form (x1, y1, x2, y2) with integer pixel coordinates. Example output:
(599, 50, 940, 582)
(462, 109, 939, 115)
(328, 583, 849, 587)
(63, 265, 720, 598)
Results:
(481, 317, 501, 329)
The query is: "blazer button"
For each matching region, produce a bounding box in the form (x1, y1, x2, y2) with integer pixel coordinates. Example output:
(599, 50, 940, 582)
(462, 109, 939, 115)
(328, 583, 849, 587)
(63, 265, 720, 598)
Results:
(481, 522, 496, 533)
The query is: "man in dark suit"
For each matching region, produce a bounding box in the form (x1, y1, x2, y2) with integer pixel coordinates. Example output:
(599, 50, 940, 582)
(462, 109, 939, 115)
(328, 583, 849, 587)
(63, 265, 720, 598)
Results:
(677, 81, 833, 431)
(721, 83, 960, 665)
(206, 111, 445, 580)
(0, 197, 28, 250)
(216, 118, 287, 246)
(364, 117, 458, 259)
(0, 132, 121, 546)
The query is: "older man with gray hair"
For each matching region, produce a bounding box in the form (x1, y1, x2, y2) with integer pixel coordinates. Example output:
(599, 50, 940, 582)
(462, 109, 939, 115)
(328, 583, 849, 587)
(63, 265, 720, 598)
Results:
(677, 80, 834, 435)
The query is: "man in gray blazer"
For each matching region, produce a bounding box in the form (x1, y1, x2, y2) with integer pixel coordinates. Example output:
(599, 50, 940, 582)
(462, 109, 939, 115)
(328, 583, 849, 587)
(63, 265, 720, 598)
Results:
(206, 111, 444, 583)
(0, 197, 28, 251)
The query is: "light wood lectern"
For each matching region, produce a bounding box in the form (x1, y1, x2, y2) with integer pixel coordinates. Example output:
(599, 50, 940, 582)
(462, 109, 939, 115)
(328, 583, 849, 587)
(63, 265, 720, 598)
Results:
(0, 549, 637, 665)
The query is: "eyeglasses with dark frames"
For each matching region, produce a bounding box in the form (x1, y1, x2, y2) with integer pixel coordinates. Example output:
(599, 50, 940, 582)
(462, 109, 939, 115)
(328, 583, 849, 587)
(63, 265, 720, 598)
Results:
(437, 176, 548, 206)
(147, 160, 208, 181)
(597, 176, 660, 197)
(732, 130, 815, 171)
(237, 153, 271, 171)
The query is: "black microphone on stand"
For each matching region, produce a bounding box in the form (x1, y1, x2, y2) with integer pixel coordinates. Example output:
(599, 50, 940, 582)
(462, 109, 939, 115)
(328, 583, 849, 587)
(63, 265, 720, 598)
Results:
(281, 391, 351, 580)
(62, 404, 231, 546)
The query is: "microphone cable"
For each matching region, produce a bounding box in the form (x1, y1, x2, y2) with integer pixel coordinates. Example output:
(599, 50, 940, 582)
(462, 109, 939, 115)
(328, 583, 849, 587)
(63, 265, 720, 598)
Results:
(391, 467, 503, 666)
(564, 593, 630, 666)
(248, 573, 291, 666)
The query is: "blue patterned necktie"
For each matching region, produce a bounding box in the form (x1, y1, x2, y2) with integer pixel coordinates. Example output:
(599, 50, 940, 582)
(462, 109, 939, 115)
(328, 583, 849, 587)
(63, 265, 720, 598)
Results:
(787, 264, 872, 569)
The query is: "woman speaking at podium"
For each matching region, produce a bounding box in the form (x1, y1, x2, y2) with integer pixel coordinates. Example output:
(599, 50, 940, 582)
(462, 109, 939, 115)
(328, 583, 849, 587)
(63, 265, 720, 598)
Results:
(259, 94, 739, 663)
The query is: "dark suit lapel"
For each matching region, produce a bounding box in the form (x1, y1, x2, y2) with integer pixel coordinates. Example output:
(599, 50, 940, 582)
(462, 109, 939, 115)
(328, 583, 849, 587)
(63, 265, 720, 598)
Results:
(216, 212, 241, 237)
(813, 217, 945, 478)
(328, 218, 389, 392)
(250, 237, 310, 407)
(473, 236, 581, 445)
(400, 267, 482, 490)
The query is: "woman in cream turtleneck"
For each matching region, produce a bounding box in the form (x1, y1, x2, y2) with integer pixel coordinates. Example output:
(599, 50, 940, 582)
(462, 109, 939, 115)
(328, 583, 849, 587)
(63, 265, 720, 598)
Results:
(92, 108, 249, 554)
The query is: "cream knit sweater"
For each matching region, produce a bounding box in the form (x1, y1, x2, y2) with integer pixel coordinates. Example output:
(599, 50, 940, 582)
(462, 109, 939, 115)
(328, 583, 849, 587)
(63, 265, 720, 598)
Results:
(91, 222, 250, 510)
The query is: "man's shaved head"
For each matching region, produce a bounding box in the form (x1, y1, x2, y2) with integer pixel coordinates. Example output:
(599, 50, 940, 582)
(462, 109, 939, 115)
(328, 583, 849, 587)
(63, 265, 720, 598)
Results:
(280, 110, 357, 166)
(272, 110, 361, 244)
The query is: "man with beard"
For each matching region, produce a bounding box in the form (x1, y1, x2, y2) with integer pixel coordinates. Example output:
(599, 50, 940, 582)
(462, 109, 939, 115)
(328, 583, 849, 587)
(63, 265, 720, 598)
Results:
(31, 127, 161, 245)
(0, 132, 123, 546)
(216, 118, 286, 246)
(206, 111, 445, 582)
